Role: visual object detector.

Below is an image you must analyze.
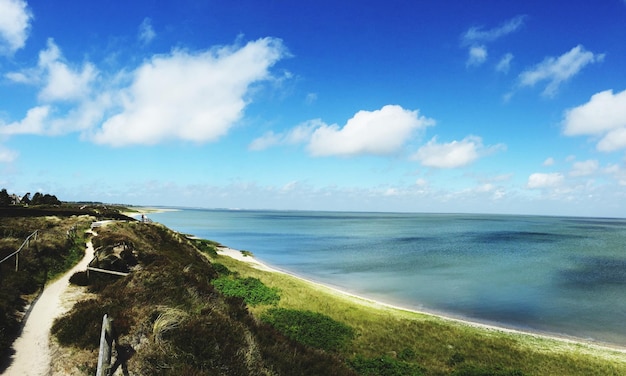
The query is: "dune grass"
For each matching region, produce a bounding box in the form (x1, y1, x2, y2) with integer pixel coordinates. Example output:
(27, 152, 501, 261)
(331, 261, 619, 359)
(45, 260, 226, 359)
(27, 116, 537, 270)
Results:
(209, 252, 626, 376)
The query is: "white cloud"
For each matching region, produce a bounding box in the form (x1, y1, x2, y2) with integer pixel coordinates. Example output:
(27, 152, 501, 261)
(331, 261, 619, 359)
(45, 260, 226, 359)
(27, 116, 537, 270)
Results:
(466, 45, 487, 67)
(543, 157, 555, 166)
(527, 172, 564, 189)
(518, 45, 604, 97)
(2, 37, 287, 145)
(138, 18, 156, 45)
(561, 89, 626, 151)
(249, 119, 319, 151)
(0, 106, 51, 135)
(496, 53, 513, 73)
(307, 105, 435, 157)
(570, 159, 599, 177)
(461, 15, 525, 68)
(0, 146, 17, 162)
(0, 0, 32, 55)
(412, 136, 504, 168)
(92, 37, 287, 146)
(7, 39, 98, 102)
(461, 15, 526, 45)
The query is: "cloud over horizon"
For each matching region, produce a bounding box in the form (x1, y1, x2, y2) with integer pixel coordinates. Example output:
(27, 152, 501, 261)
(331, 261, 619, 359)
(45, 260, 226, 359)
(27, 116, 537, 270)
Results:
(562, 89, 626, 152)
(251, 105, 435, 157)
(411, 136, 504, 169)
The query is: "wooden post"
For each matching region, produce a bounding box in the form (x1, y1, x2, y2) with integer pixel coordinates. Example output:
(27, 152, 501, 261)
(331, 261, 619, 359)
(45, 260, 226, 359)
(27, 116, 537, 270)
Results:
(96, 314, 113, 376)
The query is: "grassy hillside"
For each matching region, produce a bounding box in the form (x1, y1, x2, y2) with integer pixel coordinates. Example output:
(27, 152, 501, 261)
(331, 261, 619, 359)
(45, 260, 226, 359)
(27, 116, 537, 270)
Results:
(210, 247, 626, 376)
(0, 212, 94, 370)
(51, 221, 356, 375)
(50, 219, 625, 375)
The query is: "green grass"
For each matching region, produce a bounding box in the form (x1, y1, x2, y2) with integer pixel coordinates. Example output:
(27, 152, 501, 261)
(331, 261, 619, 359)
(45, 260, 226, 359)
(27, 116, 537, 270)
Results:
(209, 252, 626, 376)
(212, 276, 280, 306)
(261, 307, 355, 351)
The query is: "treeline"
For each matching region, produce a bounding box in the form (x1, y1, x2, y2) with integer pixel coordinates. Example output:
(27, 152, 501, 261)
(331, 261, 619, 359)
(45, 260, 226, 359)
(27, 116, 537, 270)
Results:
(0, 189, 61, 207)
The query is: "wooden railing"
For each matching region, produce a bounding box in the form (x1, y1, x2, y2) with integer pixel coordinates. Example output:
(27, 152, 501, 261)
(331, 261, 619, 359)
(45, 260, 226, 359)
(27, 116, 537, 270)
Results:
(0, 230, 38, 272)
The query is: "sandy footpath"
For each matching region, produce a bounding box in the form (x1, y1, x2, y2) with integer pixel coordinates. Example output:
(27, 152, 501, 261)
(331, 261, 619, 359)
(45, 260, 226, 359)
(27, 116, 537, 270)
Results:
(4, 233, 96, 376)
(215, 247, 626, 358)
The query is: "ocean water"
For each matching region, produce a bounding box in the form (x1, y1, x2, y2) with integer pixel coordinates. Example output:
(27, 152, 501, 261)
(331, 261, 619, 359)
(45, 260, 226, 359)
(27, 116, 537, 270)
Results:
(147, 209, 626, 346)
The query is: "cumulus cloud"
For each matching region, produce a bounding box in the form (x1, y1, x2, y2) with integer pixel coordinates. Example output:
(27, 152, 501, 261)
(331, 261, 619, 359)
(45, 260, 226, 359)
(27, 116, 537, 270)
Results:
(1, 37, 288, 146)
(93, 37, 286, 146)
(562, 89, 626, 152)
(518, 45, 604, 97)
(412, 136, 504, 168)
(138, 18, 156, 45)
(7, 39, 97, 102)
(0, 0, 32, 55)
(0, 106, 51, 135)
(250, 105, 434, 157)
(543, 157, 555, 166)
(307, 105, 434, 157)
(527, 172, 564, 189)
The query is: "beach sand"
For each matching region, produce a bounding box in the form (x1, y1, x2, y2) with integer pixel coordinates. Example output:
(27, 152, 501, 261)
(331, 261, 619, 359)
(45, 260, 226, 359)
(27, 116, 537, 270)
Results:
(215, 246, 626, 358)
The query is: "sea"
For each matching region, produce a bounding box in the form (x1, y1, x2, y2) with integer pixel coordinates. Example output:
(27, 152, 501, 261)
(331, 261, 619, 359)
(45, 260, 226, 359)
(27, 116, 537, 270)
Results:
(146, 209, 626, 347)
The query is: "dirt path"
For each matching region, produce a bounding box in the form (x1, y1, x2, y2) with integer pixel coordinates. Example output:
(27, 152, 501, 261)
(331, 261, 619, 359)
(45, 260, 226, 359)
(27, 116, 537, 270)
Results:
(4, 233, 95, 376)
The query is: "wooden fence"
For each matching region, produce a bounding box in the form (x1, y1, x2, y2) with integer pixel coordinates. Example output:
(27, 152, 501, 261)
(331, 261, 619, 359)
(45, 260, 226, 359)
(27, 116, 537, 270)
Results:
(0, 230, 38, 272)
(96, 314, 113, 376)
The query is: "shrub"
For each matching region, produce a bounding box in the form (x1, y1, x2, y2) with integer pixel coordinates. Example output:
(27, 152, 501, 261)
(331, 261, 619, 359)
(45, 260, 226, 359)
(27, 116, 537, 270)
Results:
(451, 365, 525, 376)
(261, 308, 355, 352)
(349, 355, 424, 376)
(211, 276, 280, 306)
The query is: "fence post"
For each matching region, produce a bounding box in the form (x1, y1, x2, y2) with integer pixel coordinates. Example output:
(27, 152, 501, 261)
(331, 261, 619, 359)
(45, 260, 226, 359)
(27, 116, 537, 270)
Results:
(96, 314, 113, 376)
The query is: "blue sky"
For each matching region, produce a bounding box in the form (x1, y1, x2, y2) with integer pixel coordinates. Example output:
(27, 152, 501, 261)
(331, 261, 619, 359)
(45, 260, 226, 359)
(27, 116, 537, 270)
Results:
(1, 0, 626, 217)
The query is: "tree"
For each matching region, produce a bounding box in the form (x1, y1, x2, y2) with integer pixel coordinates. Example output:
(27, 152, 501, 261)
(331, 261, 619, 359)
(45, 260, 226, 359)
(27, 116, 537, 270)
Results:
(0, 189, 10, 206)
(21, 192, 31, 205)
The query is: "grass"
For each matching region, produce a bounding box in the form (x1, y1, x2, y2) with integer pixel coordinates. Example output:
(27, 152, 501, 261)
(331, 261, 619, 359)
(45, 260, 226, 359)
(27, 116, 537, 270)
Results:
(51, 221, 358, 375)
(0, 212, 94, 369)
(209, 252, 626, 376)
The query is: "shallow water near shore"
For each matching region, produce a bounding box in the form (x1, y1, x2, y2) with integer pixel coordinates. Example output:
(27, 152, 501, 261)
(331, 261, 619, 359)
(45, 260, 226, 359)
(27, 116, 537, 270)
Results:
(148, 209, 626, 346)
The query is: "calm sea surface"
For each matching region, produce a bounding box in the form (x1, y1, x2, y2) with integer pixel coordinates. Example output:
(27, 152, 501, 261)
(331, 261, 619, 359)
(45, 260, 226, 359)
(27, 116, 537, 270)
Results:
(147, 209, 626, 346)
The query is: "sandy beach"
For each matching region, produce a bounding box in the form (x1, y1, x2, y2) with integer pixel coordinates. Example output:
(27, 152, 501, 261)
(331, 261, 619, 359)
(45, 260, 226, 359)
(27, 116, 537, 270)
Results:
(215, 247, 626, 357)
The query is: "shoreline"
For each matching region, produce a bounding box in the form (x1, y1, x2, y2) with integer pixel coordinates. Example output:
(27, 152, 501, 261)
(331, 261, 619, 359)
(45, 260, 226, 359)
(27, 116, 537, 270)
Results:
(216, 246, 626, 355)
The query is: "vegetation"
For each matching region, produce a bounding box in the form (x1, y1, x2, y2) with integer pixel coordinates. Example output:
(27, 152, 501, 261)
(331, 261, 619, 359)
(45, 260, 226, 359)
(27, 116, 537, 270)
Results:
(0, 212, 93, 369)
(212, 276, 281, 306)
(262, 308, 355, 351)
(3, 205, 626, 375)
(212, 251, 626, 376)
(51, 221, 357, 375)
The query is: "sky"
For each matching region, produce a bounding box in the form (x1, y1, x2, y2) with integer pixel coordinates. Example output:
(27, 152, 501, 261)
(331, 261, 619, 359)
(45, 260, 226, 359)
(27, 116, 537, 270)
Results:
(1, 0, 626, 217)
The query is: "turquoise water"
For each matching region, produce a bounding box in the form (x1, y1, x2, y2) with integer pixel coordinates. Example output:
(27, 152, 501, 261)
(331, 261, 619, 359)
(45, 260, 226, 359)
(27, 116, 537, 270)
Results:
(148, 209, 626, 346)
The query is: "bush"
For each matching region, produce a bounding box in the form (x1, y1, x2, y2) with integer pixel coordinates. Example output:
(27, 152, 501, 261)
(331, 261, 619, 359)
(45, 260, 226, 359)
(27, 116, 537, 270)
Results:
(261, 308, 355, 352)
(349, 355, 424, 376)
(452, 365, 525, 376)
(211, 277, 280, 306)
